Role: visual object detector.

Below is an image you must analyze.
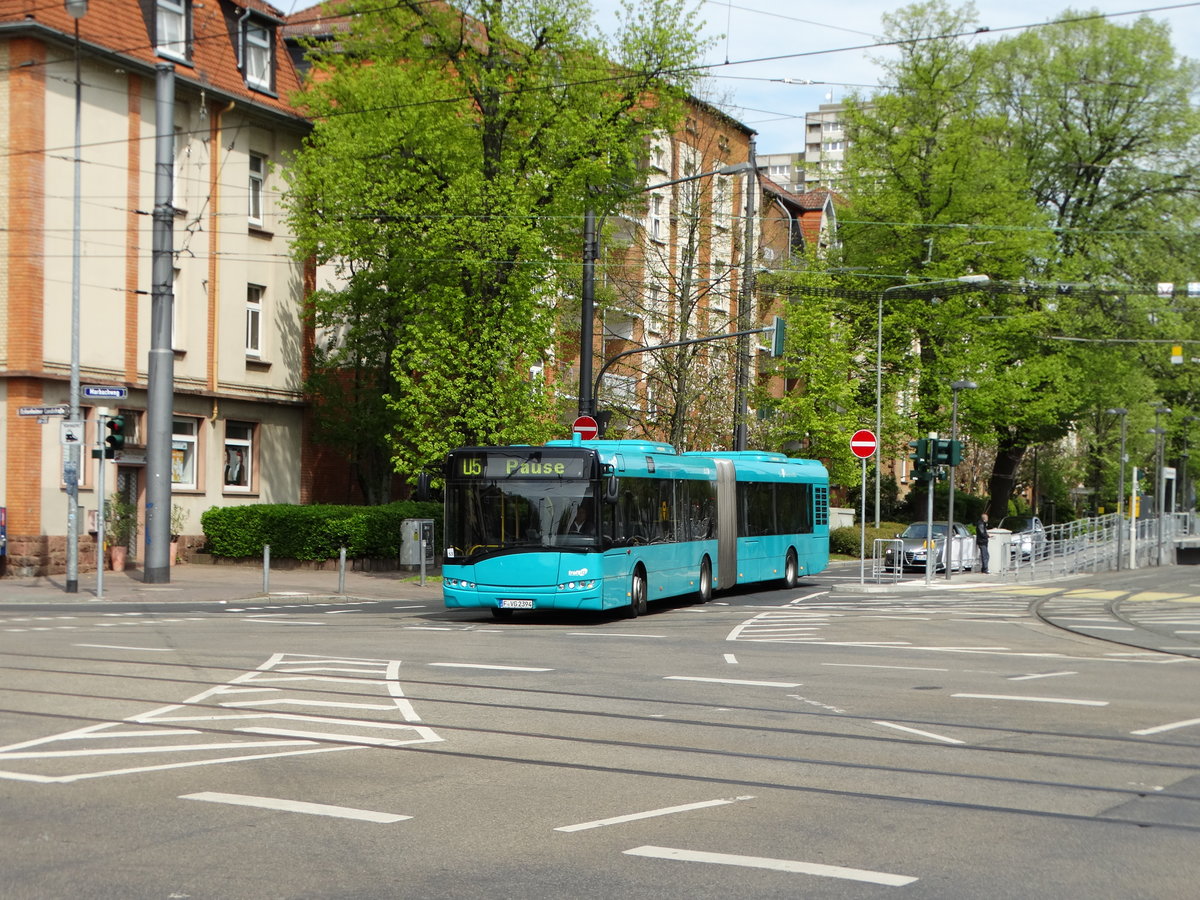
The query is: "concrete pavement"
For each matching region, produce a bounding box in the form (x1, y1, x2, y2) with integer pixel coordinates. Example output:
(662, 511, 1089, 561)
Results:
(0, 560, 444, 606)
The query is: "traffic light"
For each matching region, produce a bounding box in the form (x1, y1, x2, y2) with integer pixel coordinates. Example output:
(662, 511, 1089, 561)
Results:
(931, 438, 963, 466)
(908, 438, 932, 481)
(104, 415, 125, 460)
(769, 315, 786, 358)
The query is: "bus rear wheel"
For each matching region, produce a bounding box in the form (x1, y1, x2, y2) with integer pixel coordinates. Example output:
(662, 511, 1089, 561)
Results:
(627, 570, 648, 618)
(784, 550, 800, 589)
(697, 558, 713, 603)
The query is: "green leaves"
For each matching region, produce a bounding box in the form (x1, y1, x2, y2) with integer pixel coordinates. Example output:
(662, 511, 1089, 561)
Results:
(285, 1, 708, 489)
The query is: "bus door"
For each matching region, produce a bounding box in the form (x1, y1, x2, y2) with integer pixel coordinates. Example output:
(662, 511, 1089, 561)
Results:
(714, 459, 737, 589)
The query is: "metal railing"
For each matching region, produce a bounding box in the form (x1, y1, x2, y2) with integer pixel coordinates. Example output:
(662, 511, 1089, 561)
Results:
(865, 511, 1197, 584)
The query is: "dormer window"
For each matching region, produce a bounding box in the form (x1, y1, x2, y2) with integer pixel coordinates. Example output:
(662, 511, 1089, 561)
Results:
(156, 0, 190, 61)
(242, 16, 274, 92)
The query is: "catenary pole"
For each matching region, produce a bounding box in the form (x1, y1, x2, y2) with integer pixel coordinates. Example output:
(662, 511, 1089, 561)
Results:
(144, 63, 175, 584)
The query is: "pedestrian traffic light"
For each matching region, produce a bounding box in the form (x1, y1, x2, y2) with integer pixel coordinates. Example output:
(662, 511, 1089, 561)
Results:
(104, 415, 125, 460)
(931, 438, 963, 466)
(908, 438, 932, 481)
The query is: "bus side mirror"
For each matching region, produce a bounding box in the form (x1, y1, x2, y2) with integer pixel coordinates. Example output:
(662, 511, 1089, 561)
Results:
(604, 475, 619, 503)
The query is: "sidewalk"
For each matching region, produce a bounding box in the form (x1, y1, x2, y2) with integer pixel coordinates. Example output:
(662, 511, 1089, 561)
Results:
(827, 560, 1069, 593)
(0, 561, 444, 606)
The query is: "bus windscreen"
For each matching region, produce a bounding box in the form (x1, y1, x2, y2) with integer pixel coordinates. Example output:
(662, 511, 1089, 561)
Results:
(445, 449, 598, 560)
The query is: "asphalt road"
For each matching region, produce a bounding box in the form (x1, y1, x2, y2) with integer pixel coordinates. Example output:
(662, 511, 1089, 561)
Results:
(1, 563, 1198, 898)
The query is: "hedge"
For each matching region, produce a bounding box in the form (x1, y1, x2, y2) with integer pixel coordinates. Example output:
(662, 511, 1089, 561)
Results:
(831, 522, 911, 558)
(200, 501, 443, 561)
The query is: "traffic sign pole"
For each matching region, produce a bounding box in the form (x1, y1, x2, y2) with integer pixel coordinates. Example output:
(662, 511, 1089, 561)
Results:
(850, 430, 877, 585)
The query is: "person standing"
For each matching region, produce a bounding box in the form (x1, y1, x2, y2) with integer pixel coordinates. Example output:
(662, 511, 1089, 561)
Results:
(976, 512, 991, 574)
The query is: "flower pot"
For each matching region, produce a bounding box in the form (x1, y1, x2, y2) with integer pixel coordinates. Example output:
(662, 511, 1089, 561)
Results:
(111, 545, 128, 572)
(170, 540, 179, 566)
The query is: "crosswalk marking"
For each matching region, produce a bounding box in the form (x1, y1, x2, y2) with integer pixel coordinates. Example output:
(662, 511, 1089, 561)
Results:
(0, 652, 441, 784)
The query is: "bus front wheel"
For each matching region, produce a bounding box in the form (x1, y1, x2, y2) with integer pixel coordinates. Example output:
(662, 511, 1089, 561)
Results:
(784, 550, 800, 589)
(627, 570, 648, 618)
(698, 558, 713, 603)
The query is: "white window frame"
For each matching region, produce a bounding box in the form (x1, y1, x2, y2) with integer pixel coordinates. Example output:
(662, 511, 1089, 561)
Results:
(171, 418, 199, 490)
(244, 19, 273, 91)
(649, 192, 666, 243)
(156, 0, 189, 61)
(248, 154, 265, 226)
(246, 284, 264, 358)
(223, 422, 254, 492)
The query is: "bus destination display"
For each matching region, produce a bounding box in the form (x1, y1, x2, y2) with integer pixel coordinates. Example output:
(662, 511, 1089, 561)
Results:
(454, 452, 589, 480)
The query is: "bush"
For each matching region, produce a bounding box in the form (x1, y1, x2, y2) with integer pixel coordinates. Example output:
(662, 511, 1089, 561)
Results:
(831, 522, 910, 558)
(200, 501, 443, 560)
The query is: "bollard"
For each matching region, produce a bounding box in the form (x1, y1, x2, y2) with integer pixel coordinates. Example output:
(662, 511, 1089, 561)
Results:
(338, 547, 346, 595)
(263, 544, 270, 595)
(419, 539, 426, 587)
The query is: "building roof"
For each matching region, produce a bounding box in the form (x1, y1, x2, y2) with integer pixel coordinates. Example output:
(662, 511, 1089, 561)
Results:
(0, 0, 307, 123)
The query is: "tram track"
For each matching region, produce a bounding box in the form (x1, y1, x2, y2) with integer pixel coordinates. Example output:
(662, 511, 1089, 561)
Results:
(1, 650, 1198, 833)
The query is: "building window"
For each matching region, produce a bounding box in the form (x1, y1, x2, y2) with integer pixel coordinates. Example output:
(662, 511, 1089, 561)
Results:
(156, 0, 190, 61)
(243, 18, 274, 91)
(248, 154, 265, 226)
(171, 418, 199, 490)
(649, 193, 665, 242)
(246, 285, 263, 358)
(223, 422, 254, 492)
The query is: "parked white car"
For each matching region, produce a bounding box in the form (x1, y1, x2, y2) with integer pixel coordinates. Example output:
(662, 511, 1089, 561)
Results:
(884, 521, 978, 573)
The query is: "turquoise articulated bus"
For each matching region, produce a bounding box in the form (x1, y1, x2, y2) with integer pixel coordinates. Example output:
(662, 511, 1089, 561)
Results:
(441, 437, 829, 618)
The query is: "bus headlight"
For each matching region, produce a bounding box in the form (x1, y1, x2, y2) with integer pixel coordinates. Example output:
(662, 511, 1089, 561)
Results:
(558, 580, 596, 591)
(444, 578, 476, 589)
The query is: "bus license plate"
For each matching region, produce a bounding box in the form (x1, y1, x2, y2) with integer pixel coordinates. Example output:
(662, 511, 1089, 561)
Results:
(498, 599, 534, 609)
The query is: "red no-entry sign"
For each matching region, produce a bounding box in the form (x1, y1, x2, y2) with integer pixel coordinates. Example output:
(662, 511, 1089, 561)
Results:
(850, 429, 878, 459)
(572, 415, 599, 440)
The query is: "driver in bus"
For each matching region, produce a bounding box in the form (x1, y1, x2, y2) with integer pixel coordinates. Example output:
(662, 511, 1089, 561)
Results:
(561, 503, 593, 535)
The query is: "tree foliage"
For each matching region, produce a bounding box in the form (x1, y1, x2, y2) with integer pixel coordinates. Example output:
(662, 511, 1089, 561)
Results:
(286, 0, 709, 488)
(830, 1, 1200, 517)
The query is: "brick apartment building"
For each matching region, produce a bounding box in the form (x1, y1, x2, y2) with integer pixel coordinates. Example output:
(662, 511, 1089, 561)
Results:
(0, 0, 312, 576)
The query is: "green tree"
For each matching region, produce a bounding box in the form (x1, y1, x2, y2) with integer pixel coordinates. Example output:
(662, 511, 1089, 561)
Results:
(286, 0, 709, 486)
(839, 2, 1200, 518)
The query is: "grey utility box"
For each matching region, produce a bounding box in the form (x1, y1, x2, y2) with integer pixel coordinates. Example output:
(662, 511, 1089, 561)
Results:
(401, 518, 435, 566)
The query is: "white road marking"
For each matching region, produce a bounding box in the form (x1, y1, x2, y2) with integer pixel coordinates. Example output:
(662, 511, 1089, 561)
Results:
(181, 791, 410, 823)
(1130, 718, 1200, 736)
(1008, 671, 1078, 681)
(221, 699, 397, 711)
(822, 663, 949, 672)
(952, 693, 1108, 707)
(0, 653, 440, 783)
(428, 662, 553, 672)
(75, 644, 177, 652)
(569, 632, 667, 638)
(555, 796, 753, 832)
(723, 654, 738, 664)
(242, 618, 327, 626)
(873, 721, 965, 744)
(623, 846, 917, 886)
(665, 676, 801, 688)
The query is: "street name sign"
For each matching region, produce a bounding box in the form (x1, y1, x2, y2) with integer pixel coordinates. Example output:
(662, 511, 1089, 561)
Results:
(82, 385, 128, 399)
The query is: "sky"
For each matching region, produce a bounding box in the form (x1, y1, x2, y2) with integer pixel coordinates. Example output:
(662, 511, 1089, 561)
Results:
(588, 0, 1200, 154)
(286, 1, 1200, 155)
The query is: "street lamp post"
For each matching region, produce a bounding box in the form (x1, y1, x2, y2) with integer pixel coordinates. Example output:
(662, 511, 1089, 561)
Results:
(1181, 416, 1199, 515)
(64, 0, 88, 593)
(945, 379, 977, 581)
(1153, 406, 1171, 565)
(1106, 408, 1128, 570)
(577, 160, 755, 421)
(874, 274, 990, 527)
